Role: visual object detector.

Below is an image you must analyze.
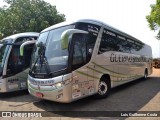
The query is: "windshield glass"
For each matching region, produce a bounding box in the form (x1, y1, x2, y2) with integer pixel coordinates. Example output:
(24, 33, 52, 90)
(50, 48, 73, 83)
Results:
(31, 25, 74, 76)
(0, 39, 12, 75)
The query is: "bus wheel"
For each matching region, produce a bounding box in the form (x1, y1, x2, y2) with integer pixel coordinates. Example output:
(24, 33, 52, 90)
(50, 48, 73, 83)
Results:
(96, 78, 111, 98)
(144, 69, 148, 79)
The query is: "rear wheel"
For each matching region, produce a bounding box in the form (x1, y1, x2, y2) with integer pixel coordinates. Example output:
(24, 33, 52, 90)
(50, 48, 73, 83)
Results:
(95, 77, 111, 98)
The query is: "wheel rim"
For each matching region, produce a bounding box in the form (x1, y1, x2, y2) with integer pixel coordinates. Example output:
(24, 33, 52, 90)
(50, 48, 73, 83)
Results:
(98, 81, 108, 95)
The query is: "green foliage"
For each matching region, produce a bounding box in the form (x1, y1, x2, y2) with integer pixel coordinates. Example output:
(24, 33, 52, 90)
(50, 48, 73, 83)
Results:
(0, 0, 65, 38)
(146, 0, 160, 40)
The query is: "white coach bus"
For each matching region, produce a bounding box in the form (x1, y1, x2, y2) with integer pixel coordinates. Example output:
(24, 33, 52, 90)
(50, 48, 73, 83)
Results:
(24, 19, 152, 103)
(0, 32, 39, 93)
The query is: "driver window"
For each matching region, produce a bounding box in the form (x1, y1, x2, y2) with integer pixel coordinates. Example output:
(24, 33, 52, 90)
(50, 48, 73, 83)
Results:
(7, 36, 37, 76)
(7, 46, 23, 75)
(72, 34, 87, 70)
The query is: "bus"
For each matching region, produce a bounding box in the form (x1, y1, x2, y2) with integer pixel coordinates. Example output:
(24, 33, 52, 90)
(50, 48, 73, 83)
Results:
(152, 58, 160, 68)
(0, 32, 39, 93)
(24, 19, 152, 103)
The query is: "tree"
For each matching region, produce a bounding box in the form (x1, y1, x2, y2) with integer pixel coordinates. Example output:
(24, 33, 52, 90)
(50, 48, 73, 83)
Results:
(146, 0, 160, 40)
(0, 0, 65, 39)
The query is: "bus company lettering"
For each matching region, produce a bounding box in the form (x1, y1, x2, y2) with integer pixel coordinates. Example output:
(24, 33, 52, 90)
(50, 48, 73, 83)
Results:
(8, 79, 19, 83)
(110, 53, 148, 63)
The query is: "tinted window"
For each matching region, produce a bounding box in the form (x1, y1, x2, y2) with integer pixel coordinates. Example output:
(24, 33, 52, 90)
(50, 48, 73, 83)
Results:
(99, 29, 139, 54)
(72, 34, 87, 70)
(23, 44, 35, 68)
(75, 22, 100, 37)
(98, 28, 149, 57)
(7, 45, 23, 75)
(87, 33, 97, 62)
(7, 37, 37, 76)
(15, 37, 37, 43)
(99, 29, 120, 53)
(131, 43, 150, 56)
(75, 22, 100, 61)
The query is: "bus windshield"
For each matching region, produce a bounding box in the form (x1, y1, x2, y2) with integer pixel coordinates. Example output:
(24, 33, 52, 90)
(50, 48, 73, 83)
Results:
(30, 25, 74, 77)
(0, 39, 12, 75)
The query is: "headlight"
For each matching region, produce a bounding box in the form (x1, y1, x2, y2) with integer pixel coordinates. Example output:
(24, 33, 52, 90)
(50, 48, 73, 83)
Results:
(55, 82, 63, 88)
(54, 79, 72, 88)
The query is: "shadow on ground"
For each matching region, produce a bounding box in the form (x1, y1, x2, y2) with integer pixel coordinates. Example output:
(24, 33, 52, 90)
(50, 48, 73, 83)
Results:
(0, 89, 29, 98)
(0, 89, 40, 103)
(33, 76, 160, 119)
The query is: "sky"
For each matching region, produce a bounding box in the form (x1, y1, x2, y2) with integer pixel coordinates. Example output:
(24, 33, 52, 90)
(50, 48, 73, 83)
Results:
(0, 0, 160, 58)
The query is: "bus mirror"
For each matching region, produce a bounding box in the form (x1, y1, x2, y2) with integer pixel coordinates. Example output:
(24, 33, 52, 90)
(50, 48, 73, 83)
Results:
(20, 40, 36, 56)
(36, 42, 44, 47)
(61, 29, 88, 49)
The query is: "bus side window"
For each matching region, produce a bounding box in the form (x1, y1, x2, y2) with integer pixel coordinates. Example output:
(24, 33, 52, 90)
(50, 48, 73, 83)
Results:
(98, 30, 118, 54)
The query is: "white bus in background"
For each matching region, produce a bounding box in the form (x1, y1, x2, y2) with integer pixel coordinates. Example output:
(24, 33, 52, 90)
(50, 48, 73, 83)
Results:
(0, 32, 39, 93)
(24, 19, 152, 103)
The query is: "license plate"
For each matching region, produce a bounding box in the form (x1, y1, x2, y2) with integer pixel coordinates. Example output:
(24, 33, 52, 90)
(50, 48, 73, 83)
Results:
(36, 92, 44, 98)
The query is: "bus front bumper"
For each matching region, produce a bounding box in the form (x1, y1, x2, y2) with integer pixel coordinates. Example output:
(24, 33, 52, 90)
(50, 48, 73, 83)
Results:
(28, 77, 73, 103)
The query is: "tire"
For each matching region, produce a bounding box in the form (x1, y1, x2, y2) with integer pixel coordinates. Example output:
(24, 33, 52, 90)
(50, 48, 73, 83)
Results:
(95, 77, 111, 98)
(144, 69, 148, 80)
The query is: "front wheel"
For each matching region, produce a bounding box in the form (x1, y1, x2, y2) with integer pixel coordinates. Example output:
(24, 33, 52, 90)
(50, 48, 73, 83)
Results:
(95, 78, 111, 98)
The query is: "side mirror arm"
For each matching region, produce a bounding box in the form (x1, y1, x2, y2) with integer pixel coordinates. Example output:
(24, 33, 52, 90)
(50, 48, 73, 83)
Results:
(61, 29, 88, 49)
(20, 40, 36, 56)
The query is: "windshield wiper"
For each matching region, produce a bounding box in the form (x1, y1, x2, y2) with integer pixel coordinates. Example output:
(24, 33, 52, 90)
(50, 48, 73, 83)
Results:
(30, 42, 52, 77)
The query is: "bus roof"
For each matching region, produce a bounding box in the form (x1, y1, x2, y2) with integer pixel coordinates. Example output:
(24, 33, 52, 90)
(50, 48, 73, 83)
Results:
(2, 32, 39, 41)
(41, 19, 104, 33)
(41, 19, 143, 44)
